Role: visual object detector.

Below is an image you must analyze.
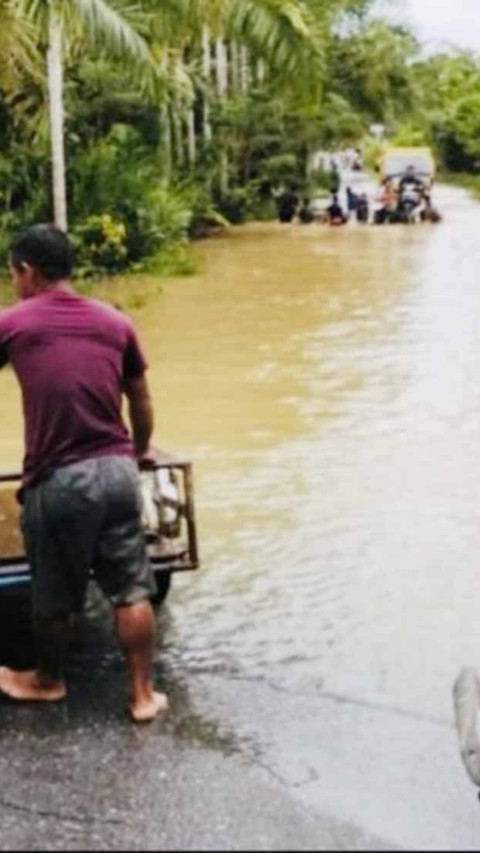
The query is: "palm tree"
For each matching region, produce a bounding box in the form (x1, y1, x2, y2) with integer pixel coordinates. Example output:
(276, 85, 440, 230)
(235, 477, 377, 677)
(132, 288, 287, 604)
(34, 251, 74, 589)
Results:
(0, 0, 322, 223)
(18, 0, 154, 230)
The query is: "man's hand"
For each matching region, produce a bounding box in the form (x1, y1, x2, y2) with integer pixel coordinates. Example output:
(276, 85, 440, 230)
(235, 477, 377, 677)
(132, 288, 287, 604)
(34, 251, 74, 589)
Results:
(137, 446, 163, 471)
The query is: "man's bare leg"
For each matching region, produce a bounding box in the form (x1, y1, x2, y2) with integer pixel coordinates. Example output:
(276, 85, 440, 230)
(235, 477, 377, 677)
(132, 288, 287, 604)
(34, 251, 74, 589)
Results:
(115, 600, 168, 722)
(0, 615, 70, 702)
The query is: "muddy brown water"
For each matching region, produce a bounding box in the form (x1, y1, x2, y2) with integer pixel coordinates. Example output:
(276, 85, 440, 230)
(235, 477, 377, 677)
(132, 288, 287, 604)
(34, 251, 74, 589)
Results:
(1, 184, 480, 725)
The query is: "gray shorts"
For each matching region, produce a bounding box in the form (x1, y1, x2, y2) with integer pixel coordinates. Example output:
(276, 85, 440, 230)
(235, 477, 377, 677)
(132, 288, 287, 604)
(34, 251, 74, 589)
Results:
(23, 455, 155, 620)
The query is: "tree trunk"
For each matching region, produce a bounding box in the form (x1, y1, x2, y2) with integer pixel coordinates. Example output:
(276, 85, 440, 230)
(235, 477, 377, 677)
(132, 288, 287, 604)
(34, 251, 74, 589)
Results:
(160, 104, 172, 177)
(240, 45, 250, 94)
(215, 37, 228, 100)
(231, 41, 240, 94)
(202, 25, 211, 80)
(202, 26, 212, 144)
(186, 107, 196, 167)
(216, 36, 229, 192)
(257, 59, 266, 85)
(220, 151, 229, 195)
(47, 12, 67, 232)
(172, 102, 184, 167)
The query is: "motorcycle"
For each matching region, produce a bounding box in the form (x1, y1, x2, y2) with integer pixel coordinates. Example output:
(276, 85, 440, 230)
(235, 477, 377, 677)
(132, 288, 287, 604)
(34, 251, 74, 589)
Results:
(396, 184, 423, 224)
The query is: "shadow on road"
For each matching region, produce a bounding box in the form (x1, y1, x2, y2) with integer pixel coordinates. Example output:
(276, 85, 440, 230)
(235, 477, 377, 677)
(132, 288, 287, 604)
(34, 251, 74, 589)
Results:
(0, 581, 241, 759)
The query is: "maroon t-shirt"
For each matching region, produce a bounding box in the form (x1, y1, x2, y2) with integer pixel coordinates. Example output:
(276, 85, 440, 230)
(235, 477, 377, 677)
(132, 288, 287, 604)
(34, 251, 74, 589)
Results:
(0, 287, 148, 487)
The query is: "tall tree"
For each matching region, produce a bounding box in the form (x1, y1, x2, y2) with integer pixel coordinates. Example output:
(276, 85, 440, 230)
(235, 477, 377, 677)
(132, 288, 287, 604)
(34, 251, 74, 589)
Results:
(17, 0, 154, 230)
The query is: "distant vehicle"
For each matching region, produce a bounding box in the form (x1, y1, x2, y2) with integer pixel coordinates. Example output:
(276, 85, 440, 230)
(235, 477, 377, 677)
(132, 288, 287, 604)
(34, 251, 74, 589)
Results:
(375, 147, 440, 225)
(378, 147, 436, 189)
(0, 451, 200, 607)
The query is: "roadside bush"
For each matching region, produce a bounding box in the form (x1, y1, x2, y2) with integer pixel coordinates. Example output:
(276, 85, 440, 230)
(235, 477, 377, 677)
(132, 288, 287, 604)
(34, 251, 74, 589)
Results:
(182, 184, 228, 238)
(216, 187, 251, 224)
(124, 185, 193, 263)
(248, 198, 278, 221)
(433, 95, 480, 173)
(71, 214, 128, 276)
(69, 129, 198, 271)
(149, 243, 198, 276)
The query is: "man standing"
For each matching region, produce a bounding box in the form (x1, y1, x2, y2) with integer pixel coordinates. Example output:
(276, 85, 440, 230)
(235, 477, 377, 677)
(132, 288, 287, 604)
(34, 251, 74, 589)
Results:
(0, 224, 167, 723)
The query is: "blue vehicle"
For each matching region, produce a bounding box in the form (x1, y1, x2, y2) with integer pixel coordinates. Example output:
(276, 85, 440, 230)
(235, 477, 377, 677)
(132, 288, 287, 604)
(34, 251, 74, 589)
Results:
(0, 452, 199, 605)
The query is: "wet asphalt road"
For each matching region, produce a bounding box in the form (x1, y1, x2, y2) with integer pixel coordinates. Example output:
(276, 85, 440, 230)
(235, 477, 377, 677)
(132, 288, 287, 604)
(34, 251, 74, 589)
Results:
(0, 585, 396, 852)
(1, 579, 480, 850)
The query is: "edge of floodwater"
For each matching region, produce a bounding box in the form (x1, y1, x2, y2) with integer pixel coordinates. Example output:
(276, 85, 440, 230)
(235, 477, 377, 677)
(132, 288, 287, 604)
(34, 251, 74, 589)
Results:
(1, 173, 478, 314)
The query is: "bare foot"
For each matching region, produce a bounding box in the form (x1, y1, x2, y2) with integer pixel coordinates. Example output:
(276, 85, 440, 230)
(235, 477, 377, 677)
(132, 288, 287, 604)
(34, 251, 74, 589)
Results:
(130, 691, 169, 723)
(0, 667, 67, 703)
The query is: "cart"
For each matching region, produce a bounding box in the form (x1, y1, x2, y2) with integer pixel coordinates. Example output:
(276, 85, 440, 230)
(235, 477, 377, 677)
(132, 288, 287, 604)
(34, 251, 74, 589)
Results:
(0, 451, 200, 606)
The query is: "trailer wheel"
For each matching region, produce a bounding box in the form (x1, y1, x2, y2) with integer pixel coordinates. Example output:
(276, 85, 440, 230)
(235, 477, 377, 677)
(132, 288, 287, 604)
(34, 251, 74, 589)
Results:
(151, 571, 172, 606)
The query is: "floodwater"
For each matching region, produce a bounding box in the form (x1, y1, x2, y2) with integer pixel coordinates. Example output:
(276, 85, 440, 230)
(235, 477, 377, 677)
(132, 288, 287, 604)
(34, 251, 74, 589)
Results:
(1, 184, 480, 844)
(156, 182, 480, 723)
(1, 185, 480, 716)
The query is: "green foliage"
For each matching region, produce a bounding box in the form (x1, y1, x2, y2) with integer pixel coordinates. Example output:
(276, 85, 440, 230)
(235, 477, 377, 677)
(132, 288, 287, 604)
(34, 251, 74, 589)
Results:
(308, 165, 335, 193)
(361, 135, 384, 171)
(149, 243, 198, 276)
(390, 125, 430, 148)
(138, 185, 192, 250)
(68, 124, 197, 266)
(260, 154, 299, 185)
(216, 187, 251, 224)
(183, 184, 229, 238)
(248, 198, 278, 221)
(0, 136, 50, 264)
(71, 213, 128, 275)
(2, 0, 479, 281)
(408, 52, 480, 173)
(317, 93, 366, 147)
(437, 95, 480, 171)
(329, 21, 417, 125)
(441, 172, 480, 202)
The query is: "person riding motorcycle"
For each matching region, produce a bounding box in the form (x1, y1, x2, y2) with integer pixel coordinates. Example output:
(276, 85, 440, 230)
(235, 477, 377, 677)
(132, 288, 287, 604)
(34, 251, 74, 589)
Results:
(397, 166, 424, 221)
(398, 165, 423, 194)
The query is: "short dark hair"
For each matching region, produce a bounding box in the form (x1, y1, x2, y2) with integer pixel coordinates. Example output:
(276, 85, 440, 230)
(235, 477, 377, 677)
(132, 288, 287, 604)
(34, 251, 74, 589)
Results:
(11, 224, 73, 282)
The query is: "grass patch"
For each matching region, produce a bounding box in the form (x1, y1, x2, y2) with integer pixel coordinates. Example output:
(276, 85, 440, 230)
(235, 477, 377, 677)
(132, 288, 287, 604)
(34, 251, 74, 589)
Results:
(147, 243, 198, 277)
(439, 172, 480, 200)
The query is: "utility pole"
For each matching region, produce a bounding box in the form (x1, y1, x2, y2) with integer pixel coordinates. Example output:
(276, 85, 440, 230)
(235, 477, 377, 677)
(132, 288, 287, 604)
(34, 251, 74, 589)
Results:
(47, 12, 68, 231)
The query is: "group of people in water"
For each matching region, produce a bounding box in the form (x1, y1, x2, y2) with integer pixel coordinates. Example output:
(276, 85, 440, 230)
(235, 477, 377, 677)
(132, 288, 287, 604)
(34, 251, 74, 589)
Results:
(277, 189, 355, 227)
(276, 164, 441, 228)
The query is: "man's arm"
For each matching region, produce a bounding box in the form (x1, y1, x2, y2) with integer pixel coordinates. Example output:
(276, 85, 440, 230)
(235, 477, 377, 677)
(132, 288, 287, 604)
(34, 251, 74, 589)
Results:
(123, 374, 155, 464)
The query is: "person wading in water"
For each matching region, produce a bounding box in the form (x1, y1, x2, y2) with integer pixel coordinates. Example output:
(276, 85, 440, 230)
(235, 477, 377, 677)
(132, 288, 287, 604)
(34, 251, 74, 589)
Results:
(0, 224, 167, 723)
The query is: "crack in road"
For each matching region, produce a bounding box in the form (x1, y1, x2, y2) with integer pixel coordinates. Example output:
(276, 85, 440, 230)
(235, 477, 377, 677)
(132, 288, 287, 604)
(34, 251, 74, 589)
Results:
(0, 797, 124, 827)
(189, 667, 453, 729)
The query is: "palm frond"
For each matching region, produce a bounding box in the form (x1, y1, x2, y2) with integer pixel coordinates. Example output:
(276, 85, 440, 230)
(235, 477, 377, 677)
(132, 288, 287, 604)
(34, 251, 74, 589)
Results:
(227, 0, 323, 79)
(0, 1, 41, 88)
(67, 0, 152, 62)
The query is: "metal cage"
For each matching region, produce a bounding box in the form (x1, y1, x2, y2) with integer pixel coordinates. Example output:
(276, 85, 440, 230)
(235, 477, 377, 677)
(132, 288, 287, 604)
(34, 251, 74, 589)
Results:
(0, 451, 199, 594)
